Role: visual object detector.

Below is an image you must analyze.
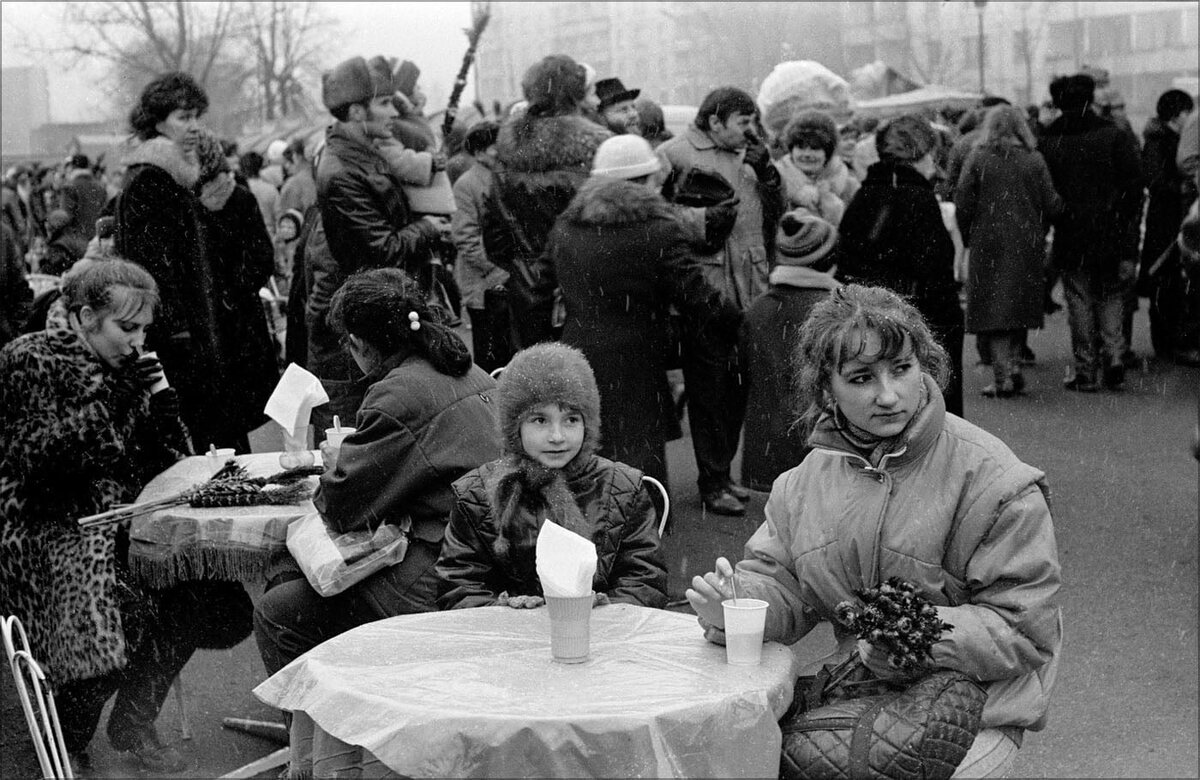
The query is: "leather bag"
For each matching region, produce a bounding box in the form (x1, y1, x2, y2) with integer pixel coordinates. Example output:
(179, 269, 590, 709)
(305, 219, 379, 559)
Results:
(779, 665, 987, 780)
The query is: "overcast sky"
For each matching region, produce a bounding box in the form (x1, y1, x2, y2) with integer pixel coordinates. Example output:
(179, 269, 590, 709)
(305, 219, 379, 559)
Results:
(1, 1, 475, 123)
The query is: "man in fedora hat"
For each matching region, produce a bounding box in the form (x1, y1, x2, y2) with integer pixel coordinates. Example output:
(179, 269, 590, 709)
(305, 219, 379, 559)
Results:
(596, 77, 642, 136)
(304, 54, 449, 430)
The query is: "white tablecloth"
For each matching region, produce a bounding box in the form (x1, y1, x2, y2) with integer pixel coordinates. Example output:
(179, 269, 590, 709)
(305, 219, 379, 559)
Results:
(255, 603, 802, 778)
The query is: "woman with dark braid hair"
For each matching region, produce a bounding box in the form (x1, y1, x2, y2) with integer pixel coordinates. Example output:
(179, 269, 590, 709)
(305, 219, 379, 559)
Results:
(253, 267, 501, 677)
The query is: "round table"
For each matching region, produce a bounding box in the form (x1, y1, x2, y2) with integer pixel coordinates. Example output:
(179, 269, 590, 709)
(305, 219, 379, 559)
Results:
(255, 603, 801, 778)
(128, 452, 319, 587)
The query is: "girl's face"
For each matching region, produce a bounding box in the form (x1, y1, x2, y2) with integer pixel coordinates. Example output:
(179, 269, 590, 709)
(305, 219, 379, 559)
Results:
(790, 144, 829, 175)
(520, 403, 584, 469)
(829, 330, 923, 439)
(155, 107, 201, 149)
(77, 288, 153, 369)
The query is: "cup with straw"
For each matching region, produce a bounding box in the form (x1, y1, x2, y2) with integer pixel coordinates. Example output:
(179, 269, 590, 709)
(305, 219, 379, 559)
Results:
(721, 567, 769, 665)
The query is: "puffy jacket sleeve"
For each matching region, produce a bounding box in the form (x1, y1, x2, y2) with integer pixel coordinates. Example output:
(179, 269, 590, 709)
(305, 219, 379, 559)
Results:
(451, 171, 508, 290)
(602, 473, 668, 608)
(732, 471, 824, 645)
(932, 482, 1061, 684)
(314, 401, 428, 535)
(436, 472, 507, 609)
(319, 170, 440, 273)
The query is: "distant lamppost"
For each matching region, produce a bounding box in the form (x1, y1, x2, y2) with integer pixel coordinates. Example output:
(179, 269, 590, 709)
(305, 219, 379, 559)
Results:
(974, 0, 988, 94)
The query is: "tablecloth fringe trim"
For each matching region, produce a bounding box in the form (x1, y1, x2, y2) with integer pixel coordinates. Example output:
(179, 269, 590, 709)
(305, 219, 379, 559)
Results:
(129, 546, 267, 588)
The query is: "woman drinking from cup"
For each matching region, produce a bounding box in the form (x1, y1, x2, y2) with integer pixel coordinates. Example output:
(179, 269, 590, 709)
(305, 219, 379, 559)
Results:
(253, 268, 500, 676)
(686, 285, 1062, 777)
(0, 259, 251, 773)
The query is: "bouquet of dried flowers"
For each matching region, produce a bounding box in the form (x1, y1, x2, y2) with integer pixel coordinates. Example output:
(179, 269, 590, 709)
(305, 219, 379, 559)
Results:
(77, 459, 325, 529)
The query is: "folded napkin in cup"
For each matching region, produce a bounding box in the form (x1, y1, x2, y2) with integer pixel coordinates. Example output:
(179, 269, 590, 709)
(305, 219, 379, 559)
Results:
(264, 363, 329, 434)
(535, 520, 597, 598)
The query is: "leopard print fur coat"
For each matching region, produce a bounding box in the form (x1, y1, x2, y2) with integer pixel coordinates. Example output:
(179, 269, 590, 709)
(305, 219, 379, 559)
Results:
(0, 328, 190, 683)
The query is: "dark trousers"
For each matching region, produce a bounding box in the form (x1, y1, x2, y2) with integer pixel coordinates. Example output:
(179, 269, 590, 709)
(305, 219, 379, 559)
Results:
(680, 326, 747, 496)
(509, 298, 558, 350)
(938, 319, 965, 419)
(253, 539, 441, 677)
(56, 581, 252, 754)
(467, 303, 515, 373)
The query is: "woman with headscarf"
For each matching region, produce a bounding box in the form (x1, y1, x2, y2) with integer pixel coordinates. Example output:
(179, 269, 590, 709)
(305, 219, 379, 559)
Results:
(835, 114, 966, 417)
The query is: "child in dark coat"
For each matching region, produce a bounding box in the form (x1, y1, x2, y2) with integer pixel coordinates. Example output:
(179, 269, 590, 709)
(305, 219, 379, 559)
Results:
(740, 211, 840, 491)
(436, 343, 668, 610)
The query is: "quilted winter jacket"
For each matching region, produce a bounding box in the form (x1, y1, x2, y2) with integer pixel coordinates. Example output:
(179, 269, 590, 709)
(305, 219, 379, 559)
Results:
(436, 455, 668, 610)
(733, 376, 1062, 732)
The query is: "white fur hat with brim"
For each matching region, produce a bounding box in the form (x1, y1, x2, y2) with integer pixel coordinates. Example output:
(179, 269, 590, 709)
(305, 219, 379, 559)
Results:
(591, 135, 661, 180)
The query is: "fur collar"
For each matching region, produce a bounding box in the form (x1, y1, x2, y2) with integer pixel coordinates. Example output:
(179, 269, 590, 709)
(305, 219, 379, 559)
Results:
(1041, 110, 1112, 137)
(123, 136, 200, 189)
(559, 177, 675, 226)
(497, 114, 612, 174)
(67, 168, 95, 183)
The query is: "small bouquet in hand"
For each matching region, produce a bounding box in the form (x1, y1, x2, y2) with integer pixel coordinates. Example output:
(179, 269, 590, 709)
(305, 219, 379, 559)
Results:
(836, 577, 954, 672)
(822, 577, 954, 689)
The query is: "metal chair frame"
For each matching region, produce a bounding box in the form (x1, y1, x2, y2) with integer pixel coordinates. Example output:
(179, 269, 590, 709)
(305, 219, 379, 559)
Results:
(3, 615, 74, 779)
(641, 476, 671, 538)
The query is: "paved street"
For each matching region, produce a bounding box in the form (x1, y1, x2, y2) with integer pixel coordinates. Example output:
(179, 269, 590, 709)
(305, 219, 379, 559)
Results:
(5, 303, 1197, 778)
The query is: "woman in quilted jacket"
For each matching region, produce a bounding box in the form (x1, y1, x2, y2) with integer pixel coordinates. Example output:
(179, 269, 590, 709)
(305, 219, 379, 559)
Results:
(435, 343, 668, 610)
(687, 285, 1062, 778)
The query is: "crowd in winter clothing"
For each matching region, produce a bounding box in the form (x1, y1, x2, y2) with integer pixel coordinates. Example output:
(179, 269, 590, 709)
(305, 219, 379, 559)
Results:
(1, 48, 1195, 778)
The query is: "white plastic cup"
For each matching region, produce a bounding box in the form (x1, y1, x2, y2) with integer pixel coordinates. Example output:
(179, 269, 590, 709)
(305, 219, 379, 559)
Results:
(323, 426, 357, 449)
(206, 448, 236, 475)
(722, 598, 768, 666)
(544, 592, 594, 663)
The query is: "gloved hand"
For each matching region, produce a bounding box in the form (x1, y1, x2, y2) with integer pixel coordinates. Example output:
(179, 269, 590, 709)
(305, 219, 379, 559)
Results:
(497, 592, 545, 609)
(431, 152, 448, 173)
(704, 198, 739, 249)
(593, 592, 610, 608)
(131, 352, 169, 394)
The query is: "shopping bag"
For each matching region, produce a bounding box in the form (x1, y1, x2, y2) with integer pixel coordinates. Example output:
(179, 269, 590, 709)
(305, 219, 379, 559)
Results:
(286, 512, 409, 597)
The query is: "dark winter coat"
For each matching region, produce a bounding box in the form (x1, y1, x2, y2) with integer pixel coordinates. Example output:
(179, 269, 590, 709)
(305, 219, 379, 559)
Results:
(1, 221, 31, 346)
(835, 161, 963, 338)
(482, 113, 612, 309)
(196, 182, 281, 441)
(0, 329, 190, 682)
(1141, 118, 1187, 268)
(955, 142, 1063, 333)
(436, 454, 668, 610)
(740, 267, 839, 492)
(1037, 112, 1143, 272)
(59, 168, 108, 244)
(551, 177, 741, 484)
(315, 353, 500, 544)
(307, 122, 443, 380)
(116, 137, 231, 448)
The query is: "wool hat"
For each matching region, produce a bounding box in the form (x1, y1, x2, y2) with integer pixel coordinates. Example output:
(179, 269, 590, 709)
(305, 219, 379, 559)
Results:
(265, 139, 288, 164)
(394, 60, 421, 98)
(591, 135, 660, 180)
(322, 55, 392, 112)
(595, 77, 640, 111)
(496, 343, 601, 461)
(776, 210, 837, 267)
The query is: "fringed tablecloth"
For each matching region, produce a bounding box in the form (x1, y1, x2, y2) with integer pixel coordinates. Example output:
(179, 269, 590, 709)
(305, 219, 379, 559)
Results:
(128, 452, 320, 587)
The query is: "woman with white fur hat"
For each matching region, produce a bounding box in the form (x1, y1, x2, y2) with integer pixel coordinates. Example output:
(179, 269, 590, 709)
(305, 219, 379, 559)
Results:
(436, 342, 668, 611)
(549, 134, 740, 488)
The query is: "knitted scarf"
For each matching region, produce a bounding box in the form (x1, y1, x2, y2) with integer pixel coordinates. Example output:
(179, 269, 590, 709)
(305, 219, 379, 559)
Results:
(488, 454, 590, 567)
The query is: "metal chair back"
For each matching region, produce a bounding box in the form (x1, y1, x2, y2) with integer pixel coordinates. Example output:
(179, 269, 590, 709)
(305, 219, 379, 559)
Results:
(2, 615, 74, 779)
(641, 476, 671, 538)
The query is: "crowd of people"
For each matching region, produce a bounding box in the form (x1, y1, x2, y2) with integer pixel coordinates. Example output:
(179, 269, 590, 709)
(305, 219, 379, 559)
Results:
(1, 47, 1196, 778)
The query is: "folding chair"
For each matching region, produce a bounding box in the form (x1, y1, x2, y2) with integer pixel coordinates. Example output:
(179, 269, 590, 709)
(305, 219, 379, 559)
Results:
(641, 476, 671, 538)
(3, 615, 74, 779)
(489, 365, 506, 380)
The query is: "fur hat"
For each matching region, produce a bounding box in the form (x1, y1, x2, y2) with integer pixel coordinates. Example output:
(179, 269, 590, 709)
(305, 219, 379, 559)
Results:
(496, 343, 601, 461)
(876, 115, 936, 163)
(591, 135, 660, 179)
(776, 210, 837, 267)
(322, 56, 391, 112)
(394, 60, 421, 98)
(782, 110, 839, 160)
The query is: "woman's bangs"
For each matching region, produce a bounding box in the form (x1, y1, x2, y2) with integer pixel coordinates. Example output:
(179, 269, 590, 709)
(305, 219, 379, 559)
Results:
(835, 313, 912, 366)
(106, 286, 156, 322)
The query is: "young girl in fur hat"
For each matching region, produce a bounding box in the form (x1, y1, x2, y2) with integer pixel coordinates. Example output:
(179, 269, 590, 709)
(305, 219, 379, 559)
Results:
(436, 342, 669, 610)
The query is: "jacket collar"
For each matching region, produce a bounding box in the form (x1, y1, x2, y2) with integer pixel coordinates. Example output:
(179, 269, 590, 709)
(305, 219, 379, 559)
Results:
(683, 124, 718, 152)
(67, 168, 94, 183)
(325, 122, 386, 169)
(559, 176, 674, 226)
(864, 160, 933, 191)
(808, 373, 945, 471)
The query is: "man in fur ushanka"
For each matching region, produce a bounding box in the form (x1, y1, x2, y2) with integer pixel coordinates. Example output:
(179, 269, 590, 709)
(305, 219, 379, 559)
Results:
(435, 343, 668, 611)
(480, 54, 612, 348)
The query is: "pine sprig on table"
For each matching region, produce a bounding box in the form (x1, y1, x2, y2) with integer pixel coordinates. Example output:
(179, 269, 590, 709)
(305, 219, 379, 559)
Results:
(835, 577, 954, 672)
